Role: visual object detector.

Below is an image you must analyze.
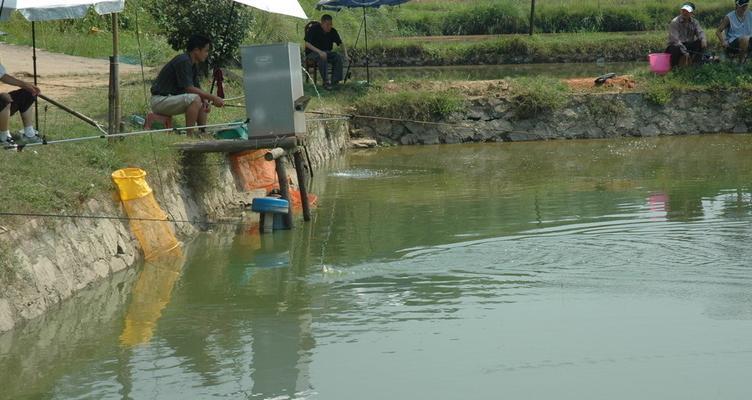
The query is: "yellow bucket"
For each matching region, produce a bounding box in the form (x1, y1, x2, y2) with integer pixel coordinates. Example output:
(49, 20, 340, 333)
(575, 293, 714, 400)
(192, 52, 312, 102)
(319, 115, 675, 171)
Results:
(112, 168, 153, 201)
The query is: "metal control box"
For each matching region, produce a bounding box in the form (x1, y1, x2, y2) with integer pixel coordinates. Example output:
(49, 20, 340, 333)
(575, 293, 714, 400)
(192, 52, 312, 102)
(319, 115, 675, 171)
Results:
(241, 43, 306, 137)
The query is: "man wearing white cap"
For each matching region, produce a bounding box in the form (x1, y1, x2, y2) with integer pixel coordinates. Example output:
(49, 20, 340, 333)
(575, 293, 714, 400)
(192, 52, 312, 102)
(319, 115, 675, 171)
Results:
(666, 2, 707, 67)
(716, 0, 752, 62)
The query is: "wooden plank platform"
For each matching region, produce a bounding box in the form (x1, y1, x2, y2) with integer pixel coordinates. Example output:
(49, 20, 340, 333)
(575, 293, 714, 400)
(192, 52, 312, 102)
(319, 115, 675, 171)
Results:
(172, 134, 303, 154)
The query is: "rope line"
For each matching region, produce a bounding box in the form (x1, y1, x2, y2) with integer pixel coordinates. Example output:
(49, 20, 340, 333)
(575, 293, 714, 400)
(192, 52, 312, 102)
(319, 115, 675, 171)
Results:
(4, 121, 246, 152)
(0, 211, 254, 227)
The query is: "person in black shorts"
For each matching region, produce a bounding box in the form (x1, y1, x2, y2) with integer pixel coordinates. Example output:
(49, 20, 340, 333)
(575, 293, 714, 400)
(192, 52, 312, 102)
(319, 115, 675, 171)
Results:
(0, 63, 41, 149)
(304, 14, 349, 89)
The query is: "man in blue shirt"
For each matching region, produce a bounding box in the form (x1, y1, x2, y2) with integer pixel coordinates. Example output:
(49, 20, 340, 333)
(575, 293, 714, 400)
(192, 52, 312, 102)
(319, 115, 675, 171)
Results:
(305, 14, 349, 89)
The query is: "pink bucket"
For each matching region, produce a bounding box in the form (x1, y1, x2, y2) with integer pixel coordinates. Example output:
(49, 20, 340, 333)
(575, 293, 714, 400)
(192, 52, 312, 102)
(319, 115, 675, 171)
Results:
(648, 53, 671, 75)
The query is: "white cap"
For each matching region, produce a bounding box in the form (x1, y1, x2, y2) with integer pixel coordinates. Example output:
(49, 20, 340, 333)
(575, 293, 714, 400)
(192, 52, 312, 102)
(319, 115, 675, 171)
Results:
(681, 4, 694, 13)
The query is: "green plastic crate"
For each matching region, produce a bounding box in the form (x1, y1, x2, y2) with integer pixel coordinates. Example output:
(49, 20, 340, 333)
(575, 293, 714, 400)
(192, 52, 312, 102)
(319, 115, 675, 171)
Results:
(215, 123, 249, 140)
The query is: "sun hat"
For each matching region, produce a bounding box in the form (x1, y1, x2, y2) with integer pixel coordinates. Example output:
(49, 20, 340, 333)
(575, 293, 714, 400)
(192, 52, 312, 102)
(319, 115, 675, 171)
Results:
(681, 2, 696, 12)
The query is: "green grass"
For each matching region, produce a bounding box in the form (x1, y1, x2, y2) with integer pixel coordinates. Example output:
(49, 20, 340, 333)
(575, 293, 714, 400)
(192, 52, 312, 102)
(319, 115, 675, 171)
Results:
(352, 89, 465, 121)
(373, 31, 667, 63)
(394, 0, 732, 35)
(635, 61, 752, 105)
(508, 77, 570, 119)
(0, 0, 735, 67)
(0, 75, 249, 224)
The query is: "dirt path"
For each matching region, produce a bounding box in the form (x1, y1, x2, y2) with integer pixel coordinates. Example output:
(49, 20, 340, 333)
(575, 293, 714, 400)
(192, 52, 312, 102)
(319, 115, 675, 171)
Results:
(0, 42, 150, 98)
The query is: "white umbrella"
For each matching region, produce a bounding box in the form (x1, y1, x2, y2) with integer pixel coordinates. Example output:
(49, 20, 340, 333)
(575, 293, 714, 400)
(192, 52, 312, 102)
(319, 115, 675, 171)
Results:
(0, 0, 124, 133)
(1, 0, 123, 21)
(231, 0, 307, 20)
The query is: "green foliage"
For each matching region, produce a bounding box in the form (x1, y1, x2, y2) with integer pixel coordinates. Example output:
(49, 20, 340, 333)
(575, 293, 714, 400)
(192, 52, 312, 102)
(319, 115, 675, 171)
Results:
(353, 90, 465, 121)
(637, 62, 752, 105)
(147, 0, 254, 66)
(180, 153, 222, 195)
(367, 31, 668, 66)
(644, 81, 675, 105)
(508, 77, 570, 119)
(0, 242, 16, 275)
(396, 0, 730, 36)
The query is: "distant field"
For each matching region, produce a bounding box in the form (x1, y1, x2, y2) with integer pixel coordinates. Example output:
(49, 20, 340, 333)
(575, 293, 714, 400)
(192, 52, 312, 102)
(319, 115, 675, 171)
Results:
(0, 0, 735, 67)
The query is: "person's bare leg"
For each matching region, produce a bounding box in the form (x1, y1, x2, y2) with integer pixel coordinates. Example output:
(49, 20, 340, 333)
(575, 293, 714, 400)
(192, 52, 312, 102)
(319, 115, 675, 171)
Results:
(20, 108, 33, 129)
(679, 54, 691, 67)
(741, 37, 750, 63)
(197, 106, 208, 129)
(184, 97, 202, 134)
(0, 105, 10, 132)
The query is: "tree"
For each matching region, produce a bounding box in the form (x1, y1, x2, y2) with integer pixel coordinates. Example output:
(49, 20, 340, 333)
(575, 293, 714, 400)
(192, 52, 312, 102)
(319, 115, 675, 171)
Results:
(148, 0, 254, 67)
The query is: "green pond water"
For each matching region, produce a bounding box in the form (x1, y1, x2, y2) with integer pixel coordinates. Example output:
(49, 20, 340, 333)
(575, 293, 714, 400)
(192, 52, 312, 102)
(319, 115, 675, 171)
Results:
(2, 135, 752, 399)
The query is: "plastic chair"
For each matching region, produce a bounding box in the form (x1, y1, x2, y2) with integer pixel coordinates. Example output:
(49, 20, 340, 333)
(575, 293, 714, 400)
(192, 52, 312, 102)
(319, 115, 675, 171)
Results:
(145, 113, 173, 130)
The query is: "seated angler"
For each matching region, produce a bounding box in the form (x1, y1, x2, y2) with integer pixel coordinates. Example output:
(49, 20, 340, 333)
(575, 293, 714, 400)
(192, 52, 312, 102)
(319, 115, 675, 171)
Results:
(717, 0, 752, 62)
(666, 2, 708, 67)
(305, 14, 349, 90)
(0, 63, 42, 149)
(150, 34, 224, 133)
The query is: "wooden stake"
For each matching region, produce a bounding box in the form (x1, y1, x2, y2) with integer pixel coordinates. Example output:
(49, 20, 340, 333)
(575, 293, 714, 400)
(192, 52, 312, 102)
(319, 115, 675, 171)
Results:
(293, 149, 312, 222)
(275, 158, 294, 229)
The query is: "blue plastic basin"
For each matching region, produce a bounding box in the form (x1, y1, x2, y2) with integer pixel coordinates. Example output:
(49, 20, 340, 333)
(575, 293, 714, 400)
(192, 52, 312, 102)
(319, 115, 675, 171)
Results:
(251, 197, 290, 214)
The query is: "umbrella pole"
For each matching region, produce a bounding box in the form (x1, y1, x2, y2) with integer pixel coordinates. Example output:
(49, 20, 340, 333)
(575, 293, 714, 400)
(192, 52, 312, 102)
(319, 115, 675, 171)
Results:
(109, 13, 121, 135)
(363, 7, 370, 84)
(211, 0, 237, 94)
(32, 21, 39, 128)
(344, 10, 365, 83)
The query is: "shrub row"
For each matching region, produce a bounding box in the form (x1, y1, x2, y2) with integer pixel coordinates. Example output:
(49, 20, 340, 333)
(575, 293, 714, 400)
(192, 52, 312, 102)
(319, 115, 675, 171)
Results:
(398, 2, 731, 35)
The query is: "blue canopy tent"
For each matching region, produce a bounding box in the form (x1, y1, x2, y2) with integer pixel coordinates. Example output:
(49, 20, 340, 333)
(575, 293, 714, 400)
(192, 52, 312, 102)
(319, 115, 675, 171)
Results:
(315, 0, 411, 83)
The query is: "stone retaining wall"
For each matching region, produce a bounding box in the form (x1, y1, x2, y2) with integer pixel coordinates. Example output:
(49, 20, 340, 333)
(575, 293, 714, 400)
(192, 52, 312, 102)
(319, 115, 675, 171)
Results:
(353, 90, 749, 145)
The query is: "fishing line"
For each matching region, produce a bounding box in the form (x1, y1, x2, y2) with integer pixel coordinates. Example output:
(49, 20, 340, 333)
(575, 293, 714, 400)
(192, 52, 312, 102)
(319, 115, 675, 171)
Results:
(0, 211, 259, 228)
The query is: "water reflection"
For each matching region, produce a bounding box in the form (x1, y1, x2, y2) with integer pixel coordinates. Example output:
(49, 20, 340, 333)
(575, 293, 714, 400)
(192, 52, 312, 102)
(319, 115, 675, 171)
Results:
(2, 135, 752, 399)
(120, 249, 186, 347)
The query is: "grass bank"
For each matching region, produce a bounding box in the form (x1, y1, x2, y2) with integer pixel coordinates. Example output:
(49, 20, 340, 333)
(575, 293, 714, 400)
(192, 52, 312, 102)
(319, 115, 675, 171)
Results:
(363, 31, 672, 66)
(0, 76, 246, 226)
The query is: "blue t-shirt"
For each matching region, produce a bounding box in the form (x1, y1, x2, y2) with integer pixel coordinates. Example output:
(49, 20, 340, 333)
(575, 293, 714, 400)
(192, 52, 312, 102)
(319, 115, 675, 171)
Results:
(725, 10, 752, 43)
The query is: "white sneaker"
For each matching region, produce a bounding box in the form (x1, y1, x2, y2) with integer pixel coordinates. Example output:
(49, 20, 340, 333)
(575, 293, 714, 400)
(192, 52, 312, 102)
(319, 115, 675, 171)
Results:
(21, 130, 43, 144)
(2, 136, 17, 149)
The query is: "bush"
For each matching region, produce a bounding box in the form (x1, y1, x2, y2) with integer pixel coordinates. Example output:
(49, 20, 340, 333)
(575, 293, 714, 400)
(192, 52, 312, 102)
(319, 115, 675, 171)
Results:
(148, 0, 254, 66)
(353, 90, 465, 121)
(508, 77, 570, 119)
(644, 82, 674, 106)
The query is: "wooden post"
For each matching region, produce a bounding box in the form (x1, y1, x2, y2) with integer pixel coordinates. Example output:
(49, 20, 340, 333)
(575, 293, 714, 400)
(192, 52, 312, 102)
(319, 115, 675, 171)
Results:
(275, 158, 294, 229)
(109, 13, 121, 135)
(529, 0, 536, 36)
(293, 149, 311, 222)
(32, 22, 38, 128)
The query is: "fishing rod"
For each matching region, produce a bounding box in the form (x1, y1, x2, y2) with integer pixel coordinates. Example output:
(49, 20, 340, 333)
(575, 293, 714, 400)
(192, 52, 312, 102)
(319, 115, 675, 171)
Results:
(7, 121, 247, 151)
(38, 94, 109, 135)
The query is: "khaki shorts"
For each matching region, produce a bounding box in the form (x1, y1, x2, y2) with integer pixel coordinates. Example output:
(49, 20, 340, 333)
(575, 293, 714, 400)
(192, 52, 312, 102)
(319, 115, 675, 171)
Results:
(150, 93, 199, 116)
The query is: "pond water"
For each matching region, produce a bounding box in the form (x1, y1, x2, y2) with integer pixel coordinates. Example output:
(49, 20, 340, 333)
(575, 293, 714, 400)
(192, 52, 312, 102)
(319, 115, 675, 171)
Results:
(2, 135, 752, 399)
(349, 62, 644, 81)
